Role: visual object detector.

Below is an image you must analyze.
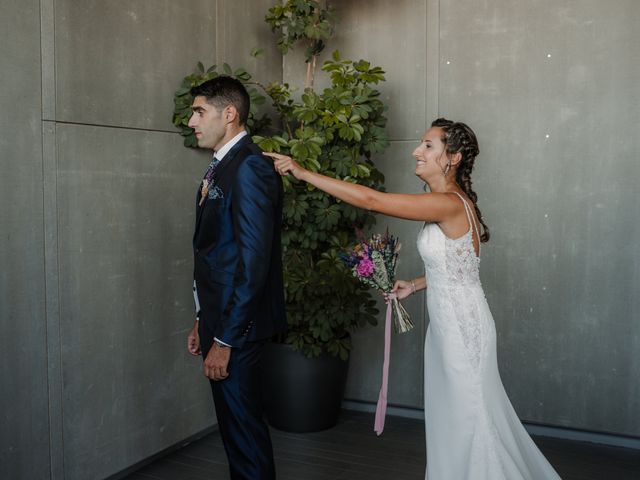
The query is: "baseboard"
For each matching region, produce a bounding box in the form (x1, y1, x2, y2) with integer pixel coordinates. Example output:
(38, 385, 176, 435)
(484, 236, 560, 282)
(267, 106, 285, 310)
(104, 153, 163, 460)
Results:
(342, 399, 426, 420)
(342, 399, 640, 450)
(523, 423, 640, 450)
(105, 424, 219, 480)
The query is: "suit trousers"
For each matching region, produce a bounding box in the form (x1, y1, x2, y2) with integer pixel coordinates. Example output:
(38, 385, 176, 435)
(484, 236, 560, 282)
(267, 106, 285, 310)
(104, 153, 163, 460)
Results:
(208, 340, 275, 480)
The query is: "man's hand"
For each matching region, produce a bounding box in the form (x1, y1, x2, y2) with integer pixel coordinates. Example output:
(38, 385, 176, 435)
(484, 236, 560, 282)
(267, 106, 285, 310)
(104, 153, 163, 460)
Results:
(203, 343, 231, 381)
(187, 320, 201, 356)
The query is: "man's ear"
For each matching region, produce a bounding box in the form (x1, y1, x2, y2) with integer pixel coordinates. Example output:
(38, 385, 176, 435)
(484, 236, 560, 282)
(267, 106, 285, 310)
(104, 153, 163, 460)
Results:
(224, 105, 239, 125)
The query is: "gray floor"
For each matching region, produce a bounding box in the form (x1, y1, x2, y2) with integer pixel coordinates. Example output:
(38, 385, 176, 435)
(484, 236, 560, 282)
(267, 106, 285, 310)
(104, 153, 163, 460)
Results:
(123, 410, 640, 480)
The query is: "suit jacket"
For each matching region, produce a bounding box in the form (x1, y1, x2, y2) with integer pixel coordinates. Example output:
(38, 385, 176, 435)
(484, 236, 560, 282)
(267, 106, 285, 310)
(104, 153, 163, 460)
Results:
(193, 136, 287, 350)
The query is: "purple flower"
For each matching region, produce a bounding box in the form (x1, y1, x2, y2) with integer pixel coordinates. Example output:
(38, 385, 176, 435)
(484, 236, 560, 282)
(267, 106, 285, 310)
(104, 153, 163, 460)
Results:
(356, 258, 375, 277)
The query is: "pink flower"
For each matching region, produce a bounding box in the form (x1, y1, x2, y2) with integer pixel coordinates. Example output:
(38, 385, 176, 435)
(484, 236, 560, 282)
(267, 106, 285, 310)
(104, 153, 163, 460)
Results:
(356, 258, 375, 277)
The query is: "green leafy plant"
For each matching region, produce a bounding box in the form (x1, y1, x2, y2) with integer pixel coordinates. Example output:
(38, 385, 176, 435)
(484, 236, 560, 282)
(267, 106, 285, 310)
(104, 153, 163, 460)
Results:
(265, 0, 334, 88)
(172, 1, 390, 360)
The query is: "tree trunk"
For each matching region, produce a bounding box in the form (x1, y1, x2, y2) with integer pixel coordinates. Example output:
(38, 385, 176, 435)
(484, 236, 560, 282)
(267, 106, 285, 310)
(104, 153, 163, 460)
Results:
(305, 54, 317, 90)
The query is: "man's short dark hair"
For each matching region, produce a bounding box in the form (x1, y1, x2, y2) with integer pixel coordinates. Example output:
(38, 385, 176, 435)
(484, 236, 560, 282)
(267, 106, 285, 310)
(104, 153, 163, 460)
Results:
(191, 76, 250, 126)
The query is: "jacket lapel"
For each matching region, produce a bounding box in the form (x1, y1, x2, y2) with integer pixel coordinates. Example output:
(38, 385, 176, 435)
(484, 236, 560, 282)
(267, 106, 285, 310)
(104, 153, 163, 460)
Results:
(194, 135, 253, 232)
(212, 135, 252, 180)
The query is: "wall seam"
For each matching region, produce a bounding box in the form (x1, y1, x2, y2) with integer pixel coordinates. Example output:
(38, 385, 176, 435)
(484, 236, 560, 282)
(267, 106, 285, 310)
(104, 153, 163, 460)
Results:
(49, 120, 181, 135)
(216, 0, 225, 67)
(41, 0, 64, 478)
(426, 0, 440, 121)
(423, 0, 441, 407)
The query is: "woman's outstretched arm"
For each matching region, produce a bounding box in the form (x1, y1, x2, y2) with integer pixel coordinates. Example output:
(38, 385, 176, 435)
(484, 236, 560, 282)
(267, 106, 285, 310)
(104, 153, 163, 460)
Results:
(265, 152, 459, 223)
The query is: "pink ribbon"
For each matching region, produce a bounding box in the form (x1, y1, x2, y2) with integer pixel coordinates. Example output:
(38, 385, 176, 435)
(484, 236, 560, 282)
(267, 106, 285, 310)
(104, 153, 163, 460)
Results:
(374, 292, 394, 435)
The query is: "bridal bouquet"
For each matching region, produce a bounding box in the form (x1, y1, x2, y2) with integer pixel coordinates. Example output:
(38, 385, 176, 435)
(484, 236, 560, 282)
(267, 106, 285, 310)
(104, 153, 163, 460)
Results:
(341, 229, 414, 435)
(340, 229, 414, 333)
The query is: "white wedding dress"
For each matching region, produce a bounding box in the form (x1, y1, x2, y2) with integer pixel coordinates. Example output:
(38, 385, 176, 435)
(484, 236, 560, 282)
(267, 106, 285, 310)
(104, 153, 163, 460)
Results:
(417, 192, 561, 479)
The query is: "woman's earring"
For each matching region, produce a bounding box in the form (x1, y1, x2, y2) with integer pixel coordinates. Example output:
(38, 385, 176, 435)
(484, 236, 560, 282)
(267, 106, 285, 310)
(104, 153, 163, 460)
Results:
(443, 159, 451, 176)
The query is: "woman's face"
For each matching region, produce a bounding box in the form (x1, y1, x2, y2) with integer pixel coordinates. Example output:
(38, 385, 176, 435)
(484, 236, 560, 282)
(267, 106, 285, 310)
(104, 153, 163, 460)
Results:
(412, 127, 449, 180)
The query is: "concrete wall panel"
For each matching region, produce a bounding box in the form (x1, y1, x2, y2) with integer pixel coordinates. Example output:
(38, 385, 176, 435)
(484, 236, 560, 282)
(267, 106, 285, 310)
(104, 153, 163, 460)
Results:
(0, 1, 50, 478)
(55, 0, 217, 131)
(345, 141, 428, 408)
(438, 0, 640, 435)
(219, 0, 283, 85)
(283, 0, 427, 141)
(217, 0, 284, 131)
(56, 124, 213, 479)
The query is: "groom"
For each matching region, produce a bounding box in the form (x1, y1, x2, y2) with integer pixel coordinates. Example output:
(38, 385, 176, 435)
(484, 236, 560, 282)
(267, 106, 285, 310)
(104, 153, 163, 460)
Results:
(185, 76, 286, 479)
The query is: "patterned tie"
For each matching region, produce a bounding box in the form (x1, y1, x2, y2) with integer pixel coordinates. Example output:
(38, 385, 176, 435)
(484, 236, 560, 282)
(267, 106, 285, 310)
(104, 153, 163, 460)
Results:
(199, 153, 221, 206)
(207, 152, 223, 179)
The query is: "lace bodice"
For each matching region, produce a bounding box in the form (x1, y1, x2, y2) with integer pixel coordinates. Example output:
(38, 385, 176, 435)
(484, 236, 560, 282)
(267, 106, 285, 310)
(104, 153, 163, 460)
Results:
(417, 193, 481, 289)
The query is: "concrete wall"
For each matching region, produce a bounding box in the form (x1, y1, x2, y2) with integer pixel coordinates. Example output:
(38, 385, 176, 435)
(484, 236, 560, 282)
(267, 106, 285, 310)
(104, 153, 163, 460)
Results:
(0, 1, 49, 479)
(437, 0, 640, 437)
(2, 1, 639, 478)
(1, 1, 281, 479)
(284, 0, 639, 438)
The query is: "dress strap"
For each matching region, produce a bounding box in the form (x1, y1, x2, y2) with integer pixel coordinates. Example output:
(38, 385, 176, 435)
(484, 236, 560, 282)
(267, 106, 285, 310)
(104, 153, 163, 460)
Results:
(452, 192, 481, 256)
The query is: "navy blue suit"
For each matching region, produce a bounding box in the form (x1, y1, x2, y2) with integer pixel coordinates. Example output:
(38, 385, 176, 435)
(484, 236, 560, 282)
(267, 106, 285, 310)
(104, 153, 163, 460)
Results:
(193, 136, 286, 479)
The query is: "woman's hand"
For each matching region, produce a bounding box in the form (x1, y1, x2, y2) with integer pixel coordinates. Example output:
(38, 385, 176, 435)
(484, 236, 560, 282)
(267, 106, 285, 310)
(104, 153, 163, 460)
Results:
(263, 152, 306, 180)
(390, 280, 415, 300)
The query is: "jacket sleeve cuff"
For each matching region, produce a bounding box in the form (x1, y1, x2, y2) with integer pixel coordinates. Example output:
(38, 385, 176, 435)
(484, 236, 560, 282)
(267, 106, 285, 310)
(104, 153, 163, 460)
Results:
(213, 337, 233, 348)
(193, 280, 201, 313)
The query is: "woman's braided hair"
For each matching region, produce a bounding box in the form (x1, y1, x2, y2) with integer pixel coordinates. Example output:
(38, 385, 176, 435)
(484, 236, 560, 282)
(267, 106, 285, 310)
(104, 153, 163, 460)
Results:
(431, 118, 490, 242)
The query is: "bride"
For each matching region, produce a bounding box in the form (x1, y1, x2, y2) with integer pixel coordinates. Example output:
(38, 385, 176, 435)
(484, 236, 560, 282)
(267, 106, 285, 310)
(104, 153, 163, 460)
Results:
(266, 118, 561, 479)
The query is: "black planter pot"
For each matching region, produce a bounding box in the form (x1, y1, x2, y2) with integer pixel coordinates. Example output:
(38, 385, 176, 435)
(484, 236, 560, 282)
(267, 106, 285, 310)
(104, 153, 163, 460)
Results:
(262, 342, 349, 433)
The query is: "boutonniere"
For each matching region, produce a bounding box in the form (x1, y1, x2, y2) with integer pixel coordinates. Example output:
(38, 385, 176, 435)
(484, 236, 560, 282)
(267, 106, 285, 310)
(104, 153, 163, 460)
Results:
(199, 179, 209, 206)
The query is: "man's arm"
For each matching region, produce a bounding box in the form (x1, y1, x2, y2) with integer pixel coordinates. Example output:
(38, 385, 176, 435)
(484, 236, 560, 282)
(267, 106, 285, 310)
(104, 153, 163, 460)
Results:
(187, 281, 201, 355)
(216, 154, 280, 348)
(194, 278, 231, 348)
(187, 320, 201, 356)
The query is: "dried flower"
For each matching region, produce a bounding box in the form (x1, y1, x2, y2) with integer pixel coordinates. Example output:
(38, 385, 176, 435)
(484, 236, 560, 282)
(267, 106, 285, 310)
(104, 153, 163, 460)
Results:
(356, 258, 375, 277)
(340, 228, 414, 333)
